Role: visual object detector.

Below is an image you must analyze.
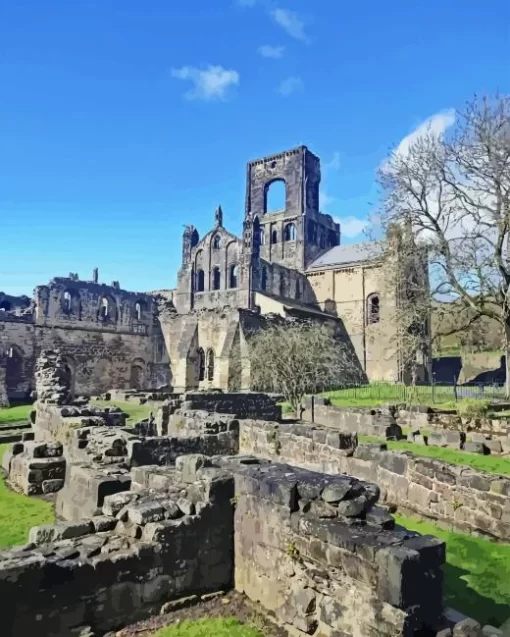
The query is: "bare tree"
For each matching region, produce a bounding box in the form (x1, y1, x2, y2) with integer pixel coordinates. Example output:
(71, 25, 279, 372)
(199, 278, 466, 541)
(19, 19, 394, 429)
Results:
(249, 319, 362, 412)
(377, 94, 510, 394)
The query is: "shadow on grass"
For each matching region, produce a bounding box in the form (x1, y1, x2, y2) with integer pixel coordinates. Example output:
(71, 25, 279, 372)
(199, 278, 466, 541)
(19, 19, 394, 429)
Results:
(444, 562, 509, 627)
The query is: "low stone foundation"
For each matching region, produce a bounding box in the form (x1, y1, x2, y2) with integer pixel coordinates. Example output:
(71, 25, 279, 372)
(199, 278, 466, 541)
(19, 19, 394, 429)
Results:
(0, 458, 234, 637)
(235, 462, 446, 637)
(240, 420, 510, 541)
(2, 440, 66, 495)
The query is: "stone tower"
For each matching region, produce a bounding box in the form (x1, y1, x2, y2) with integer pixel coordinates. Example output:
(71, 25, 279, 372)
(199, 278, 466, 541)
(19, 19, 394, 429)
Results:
(243, 146, 339, 274)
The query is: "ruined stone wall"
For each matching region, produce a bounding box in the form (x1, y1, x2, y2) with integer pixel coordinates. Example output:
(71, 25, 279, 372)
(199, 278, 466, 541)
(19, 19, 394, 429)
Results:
(0, 277, 171, 399)
(161, 307, 250, 392)
(182, 392, 281, 420)
(0, 468, 234, 637)
(235, 463, 445, 637)
(240, 420, 510, 541)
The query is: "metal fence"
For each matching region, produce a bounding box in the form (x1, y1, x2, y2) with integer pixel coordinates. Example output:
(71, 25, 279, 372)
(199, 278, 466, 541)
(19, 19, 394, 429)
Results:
(324, 382, 507, 405)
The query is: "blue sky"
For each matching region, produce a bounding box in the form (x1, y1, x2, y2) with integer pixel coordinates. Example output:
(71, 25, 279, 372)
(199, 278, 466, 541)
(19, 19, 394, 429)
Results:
(1, 0, 509, 296)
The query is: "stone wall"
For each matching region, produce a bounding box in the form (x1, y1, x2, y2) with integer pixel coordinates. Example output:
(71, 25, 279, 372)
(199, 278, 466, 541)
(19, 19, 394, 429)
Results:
(0, 460, 234, 637)
(2, 440, 66, 495)
(0, 276, 171, 400)
(182, 391, 281, 420)
(240, 420, 510, 541)
(304, 397, 396, 437)
(234, 462, 445, 637)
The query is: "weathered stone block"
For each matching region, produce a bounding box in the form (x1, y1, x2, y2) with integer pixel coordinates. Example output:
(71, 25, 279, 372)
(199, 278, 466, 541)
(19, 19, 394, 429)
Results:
(29, 520, 94, 545)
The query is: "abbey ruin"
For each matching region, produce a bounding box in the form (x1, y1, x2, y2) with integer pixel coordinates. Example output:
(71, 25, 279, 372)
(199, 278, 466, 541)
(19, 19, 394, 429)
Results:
(0, 348, 503, 637)
(0, 146, 430, 405)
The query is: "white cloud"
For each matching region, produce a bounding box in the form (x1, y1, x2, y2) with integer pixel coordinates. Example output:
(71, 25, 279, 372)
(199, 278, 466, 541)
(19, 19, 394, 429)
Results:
(171, 65, 240, 101)
(393, 109, 456, 160)
(333, 216, 369, 238)
(270, 9, 309, 43)
(277, 76, 303, 97)
(258, 45, 285, 59)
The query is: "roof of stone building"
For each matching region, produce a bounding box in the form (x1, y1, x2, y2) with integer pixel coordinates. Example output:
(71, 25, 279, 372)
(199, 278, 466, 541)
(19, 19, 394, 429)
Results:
(256, 292, 337, 320)
(307, 240, 385, 270)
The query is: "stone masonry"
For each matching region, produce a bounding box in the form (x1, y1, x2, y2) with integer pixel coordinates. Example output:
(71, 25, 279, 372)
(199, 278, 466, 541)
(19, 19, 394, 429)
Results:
(0, 393, 501, 636)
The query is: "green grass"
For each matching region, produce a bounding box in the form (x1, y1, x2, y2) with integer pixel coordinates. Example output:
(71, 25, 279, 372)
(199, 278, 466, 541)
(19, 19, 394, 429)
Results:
(148, 618, 264, 637)
(358, 435, 510, 476)
(90, 400, 156, 426)
(395, 513, 510, 626)
(0, 444, 55, 548)
(0, 404, 32, 425)
(321, 384, 505, 409)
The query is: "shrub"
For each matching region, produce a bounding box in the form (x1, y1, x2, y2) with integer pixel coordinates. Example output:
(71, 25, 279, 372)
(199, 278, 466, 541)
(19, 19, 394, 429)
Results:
(456, 399, 490, 419)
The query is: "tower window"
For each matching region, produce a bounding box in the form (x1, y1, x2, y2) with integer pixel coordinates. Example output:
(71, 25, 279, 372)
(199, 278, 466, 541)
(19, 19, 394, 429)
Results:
(367, 294, 380, 324)
(196, 270, 205, 292)
(271, 228, 278, 244)
(197, 348, 205, 381)
(207, 349, 215, 381)
(284, 223, 297, 241)
(229, 264, 238, 288)
(212, 235, 221, 249)
(213, 267, 221, 290)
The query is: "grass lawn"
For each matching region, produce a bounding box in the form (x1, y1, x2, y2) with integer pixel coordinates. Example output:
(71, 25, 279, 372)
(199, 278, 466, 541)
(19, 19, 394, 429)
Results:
(148, 618, 263, 637)
(0, 404, 32, 425)
(0, 444, 55, 548)
(90, 400, 156, 427)
(395, 513, 510, 627)
(359, 435, 510, 477)
(321, 384, 505, 410)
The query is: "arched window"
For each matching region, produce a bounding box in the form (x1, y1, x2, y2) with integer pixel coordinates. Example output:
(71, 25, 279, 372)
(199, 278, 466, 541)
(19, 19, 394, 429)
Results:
(213, 267, 221, 290)
(212, 235, 221, 249)
(207, 349, 215, 381)
(367, 294, 380, 324)
(0, 301, 10, 312)
(261, 266, 268, 291)
(196, 269, 205, 292)
(134, 302, 142, 320)
(197, 348, 205, 381)
(100, 297, 109, 319)
(271, 228, 278, 245)
(259, 227, 265, 245)
(63, 291, 72, 313)
(229, 264, 238, 288)
(265, 180, 286, 213)
(191, 229, 199, 248)
(284, 223, 297, 241)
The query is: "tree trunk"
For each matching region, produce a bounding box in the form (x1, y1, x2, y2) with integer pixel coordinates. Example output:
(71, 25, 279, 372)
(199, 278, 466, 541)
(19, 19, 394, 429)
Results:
(505, 323, 510, 400)
(505, 329, 510, 400)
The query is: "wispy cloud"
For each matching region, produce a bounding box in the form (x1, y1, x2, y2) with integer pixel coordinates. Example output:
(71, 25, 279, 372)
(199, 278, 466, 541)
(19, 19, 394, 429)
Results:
(333, 216, 369, 239)
(277, 76, 303, 97)
(171, 65, 240, 101)
(258, 45, 285, 59)
(270, 8, 309, 43)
